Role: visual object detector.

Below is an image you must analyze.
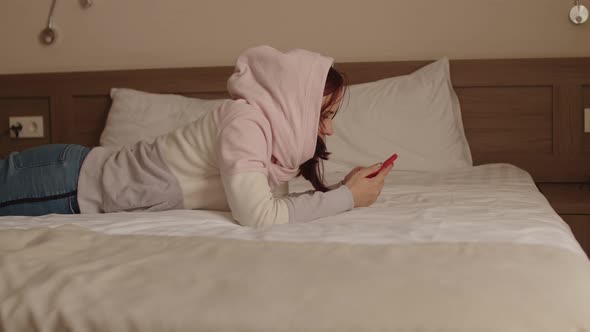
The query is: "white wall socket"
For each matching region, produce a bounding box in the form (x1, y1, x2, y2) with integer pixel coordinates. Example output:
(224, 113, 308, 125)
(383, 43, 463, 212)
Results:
(9, 116, 44, 138)
(586, 108, 590, 133)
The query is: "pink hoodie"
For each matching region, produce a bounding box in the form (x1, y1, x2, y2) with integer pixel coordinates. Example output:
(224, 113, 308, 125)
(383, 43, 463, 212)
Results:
(215, 45, 335, 187)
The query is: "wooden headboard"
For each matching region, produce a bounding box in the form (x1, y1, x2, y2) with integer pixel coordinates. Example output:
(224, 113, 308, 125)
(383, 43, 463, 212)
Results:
(1, 58, 590, 183)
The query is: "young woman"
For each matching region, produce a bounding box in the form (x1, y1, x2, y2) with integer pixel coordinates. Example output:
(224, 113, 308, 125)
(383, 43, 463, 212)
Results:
(0, 45, 392, 227)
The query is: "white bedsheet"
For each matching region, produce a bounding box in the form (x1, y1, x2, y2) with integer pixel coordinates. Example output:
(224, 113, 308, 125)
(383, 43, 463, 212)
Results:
(0, 163, 585, 257)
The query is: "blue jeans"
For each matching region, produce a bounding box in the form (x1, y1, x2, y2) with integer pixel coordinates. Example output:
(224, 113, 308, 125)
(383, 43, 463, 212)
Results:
(0, 144, 90, 216)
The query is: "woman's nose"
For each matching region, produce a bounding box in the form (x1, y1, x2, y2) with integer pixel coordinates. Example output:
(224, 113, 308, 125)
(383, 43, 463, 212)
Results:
(321, 119, 334, 136)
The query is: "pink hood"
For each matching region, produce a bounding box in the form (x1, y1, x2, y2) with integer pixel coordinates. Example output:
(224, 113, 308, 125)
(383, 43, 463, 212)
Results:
(215, 45, 334, 186)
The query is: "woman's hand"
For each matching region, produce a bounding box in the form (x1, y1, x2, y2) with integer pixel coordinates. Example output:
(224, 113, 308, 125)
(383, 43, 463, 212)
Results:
(343, 163, 393, 208)
(342, 166, 363, 184)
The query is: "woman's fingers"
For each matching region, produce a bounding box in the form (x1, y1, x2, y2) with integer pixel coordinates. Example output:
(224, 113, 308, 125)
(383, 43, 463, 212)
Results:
(355, 163, 382, 178)
(374, 163, 394, 182)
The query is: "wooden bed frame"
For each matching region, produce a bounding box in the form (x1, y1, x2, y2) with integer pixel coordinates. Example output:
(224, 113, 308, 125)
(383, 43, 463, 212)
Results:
(1, 57, 590, 183)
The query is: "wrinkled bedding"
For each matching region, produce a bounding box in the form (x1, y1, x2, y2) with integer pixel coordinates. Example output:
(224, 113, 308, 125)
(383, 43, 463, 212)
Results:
(1, 163, 588, 332)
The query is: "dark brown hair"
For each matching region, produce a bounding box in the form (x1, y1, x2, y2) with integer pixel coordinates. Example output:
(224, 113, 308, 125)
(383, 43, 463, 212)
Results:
(298, 67, 347, 192)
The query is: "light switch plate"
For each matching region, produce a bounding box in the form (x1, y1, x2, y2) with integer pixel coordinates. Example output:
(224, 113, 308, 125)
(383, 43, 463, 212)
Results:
(9, 116, 44, 138)
(586, 108, 590, 133)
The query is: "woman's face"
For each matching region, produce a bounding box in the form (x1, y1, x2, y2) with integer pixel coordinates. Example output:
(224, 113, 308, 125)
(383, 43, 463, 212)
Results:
(318, 92, 343, 138)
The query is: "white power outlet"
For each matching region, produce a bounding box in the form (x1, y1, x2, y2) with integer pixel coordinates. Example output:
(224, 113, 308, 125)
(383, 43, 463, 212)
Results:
(586, 108, 590, 133)
(9, 116, 44, 138)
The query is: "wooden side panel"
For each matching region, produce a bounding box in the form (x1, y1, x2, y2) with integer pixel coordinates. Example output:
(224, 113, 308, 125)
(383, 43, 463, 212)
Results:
(68, 95, 111, 146)
(582, 86, 590, 154)
(561, 215, 590, 257)
(457, 86, 553, 155)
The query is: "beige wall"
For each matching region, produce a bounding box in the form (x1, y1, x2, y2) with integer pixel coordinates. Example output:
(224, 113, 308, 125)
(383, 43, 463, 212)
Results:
(1, 0, 589, 74)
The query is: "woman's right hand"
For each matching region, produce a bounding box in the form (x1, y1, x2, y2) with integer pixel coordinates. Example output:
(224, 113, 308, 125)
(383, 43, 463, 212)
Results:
(343, 163, 393, 208)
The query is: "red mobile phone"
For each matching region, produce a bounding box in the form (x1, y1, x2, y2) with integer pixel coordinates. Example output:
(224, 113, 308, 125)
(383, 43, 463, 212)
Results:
(366, 153, 398, 178)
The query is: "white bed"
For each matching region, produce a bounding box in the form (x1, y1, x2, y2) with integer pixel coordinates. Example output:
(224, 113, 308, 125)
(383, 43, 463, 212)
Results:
(0, 163, 583, 257)
(1, 166, 589, 331)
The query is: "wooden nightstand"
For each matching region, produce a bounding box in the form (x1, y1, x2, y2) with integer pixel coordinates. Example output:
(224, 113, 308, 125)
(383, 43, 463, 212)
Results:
(537, 183, 590, 256)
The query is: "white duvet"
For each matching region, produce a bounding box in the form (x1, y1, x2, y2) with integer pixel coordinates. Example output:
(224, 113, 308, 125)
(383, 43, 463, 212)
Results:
(0, 163, 584, 257)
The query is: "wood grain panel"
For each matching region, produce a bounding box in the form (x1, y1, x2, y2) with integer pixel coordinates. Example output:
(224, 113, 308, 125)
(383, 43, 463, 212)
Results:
(537, 183, 590, 257)
(336, 58, 590, 86)
(0, 97, 51, 158)
(457, 86, 553, 155)
(561, 215, 590, 257)
(582, 86, 590, 154)
(183, 92, 229, 100)
(538, 183, 590, 214)
(69, 95, 111, 147)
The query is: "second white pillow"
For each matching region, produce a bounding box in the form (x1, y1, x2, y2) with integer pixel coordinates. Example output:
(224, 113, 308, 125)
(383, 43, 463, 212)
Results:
(325, 58, 472, 173)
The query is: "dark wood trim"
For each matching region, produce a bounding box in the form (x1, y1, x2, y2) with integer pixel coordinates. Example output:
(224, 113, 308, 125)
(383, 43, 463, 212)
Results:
(537, 183, 590, 215)
(538, 182, 590, 256)
(558, 215, 590, 257)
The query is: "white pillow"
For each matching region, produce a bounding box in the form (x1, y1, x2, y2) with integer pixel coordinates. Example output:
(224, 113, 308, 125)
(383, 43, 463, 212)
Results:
(325, 58, 472, 173)
(99, 88, 225, 147)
